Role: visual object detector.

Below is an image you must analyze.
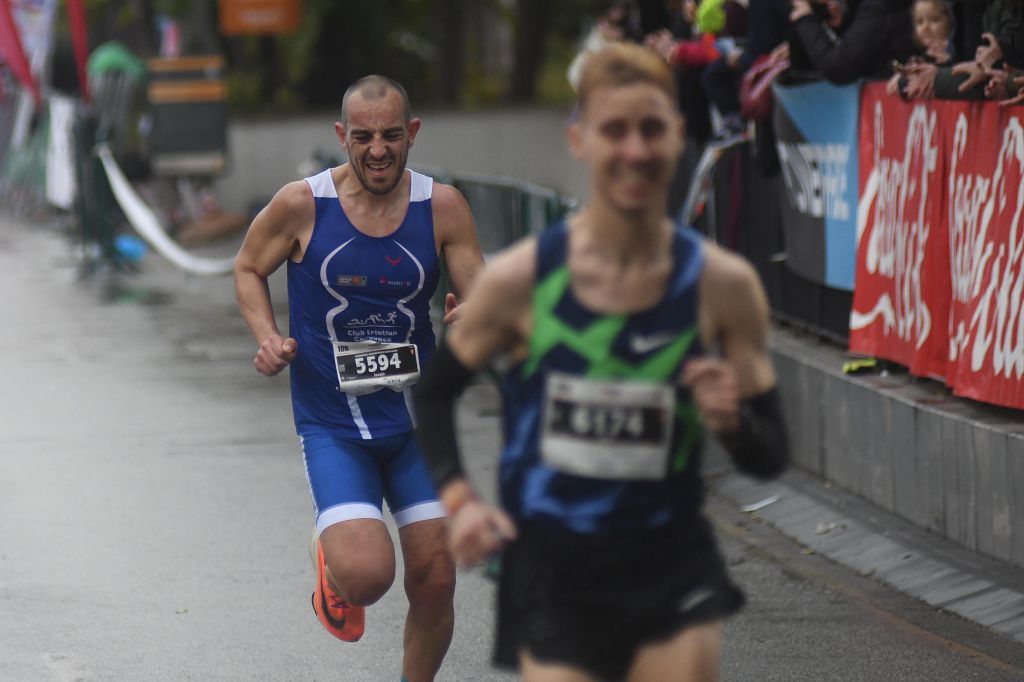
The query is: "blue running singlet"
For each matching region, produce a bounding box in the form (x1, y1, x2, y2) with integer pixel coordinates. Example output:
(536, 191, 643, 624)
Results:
(499, 222, 707, 534)
(287, 169, 440, 440)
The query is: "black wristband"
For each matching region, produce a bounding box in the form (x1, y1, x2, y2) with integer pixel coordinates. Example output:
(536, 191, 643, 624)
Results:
(717, 387, 788, 480)
(412, 341, 477, 489)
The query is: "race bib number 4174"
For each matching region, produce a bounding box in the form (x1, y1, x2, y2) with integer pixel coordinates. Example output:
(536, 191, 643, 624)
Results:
(540, 372, 675, 480)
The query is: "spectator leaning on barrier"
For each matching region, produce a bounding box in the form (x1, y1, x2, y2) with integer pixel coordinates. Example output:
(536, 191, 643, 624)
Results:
(904, 0, 1024, 100)
(887, 0, 956, 97)
(701, 0, 791, 136)
(790, 0, 916, 84)
(647, 0, 751, 138)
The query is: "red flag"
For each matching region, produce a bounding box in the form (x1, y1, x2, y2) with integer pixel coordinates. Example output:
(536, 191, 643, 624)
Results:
(67, 0, 89, 103)
(0, 0, 40, 106)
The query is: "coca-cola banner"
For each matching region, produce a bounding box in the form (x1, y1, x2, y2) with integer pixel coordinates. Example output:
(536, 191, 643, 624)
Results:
(851, 82, 1024, 411)
(773, 81, 861, 291)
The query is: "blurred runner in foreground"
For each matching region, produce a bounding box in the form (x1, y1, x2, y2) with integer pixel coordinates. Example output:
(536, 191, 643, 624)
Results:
(414, 43, 787, 682)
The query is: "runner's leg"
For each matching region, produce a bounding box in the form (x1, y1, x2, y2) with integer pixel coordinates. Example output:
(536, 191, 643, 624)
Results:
(387, 433, 454, 682)
(398, 519, 455, 682)
(304, 435, 397, 607)
(519, 651, 598, 682)
(626, 620, 723, 682)
(320, 519, 396, 605)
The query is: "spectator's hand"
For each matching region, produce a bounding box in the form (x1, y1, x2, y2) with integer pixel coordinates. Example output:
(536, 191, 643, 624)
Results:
(953, 60, 990, 93)
(727, 50, 744, 69)
(447, 499, 517, 568)
(976, 33, 1003, 71)
(985, 66, 1011, 100)
(644, 29, 676, 62)
(825, 0, 845, 28)
(790, 0, 813, 21)
(904, 62, 938, 100)
(769, 42, 791, 64)
(254, 334, 297, 376)
(926, 42, 952, 65)
(999, 74, 1024, 106)
(597, 16, 625, 42)
(886, 72, 903, 96)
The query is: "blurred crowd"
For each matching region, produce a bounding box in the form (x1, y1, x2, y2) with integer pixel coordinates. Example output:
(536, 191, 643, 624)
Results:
(570, 0, 1024, 146)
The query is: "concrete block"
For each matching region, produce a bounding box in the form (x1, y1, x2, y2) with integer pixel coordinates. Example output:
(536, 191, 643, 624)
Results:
(844, 381, 871, 498)
(972, 425, 996, 559)
(916, 407, 946, 534)
(986, 429, 1012, 563)
(956, 418, 978, 551)
(795, 361, 824, 474)
(945, 589, 1024, 627)
(941, 412, 962, 545)
(1007, 434, 1024, 567)
(919, 575, 994, 608)
(866, 392, 894, 510)
(821, 373, 851, 488)
(890, 397, 923, 526)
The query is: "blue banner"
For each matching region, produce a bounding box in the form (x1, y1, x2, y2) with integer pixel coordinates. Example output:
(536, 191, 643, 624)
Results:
(772, 81, 860, 291)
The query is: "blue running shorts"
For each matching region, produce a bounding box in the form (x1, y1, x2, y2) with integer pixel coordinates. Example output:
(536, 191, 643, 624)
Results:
(301, 431, 446, 535)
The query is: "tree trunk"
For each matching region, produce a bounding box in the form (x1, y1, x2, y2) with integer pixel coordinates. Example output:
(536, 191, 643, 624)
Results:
(130, 0, 157, 56)
(436, 0, 465, 106)
(509, 0, 550, 103)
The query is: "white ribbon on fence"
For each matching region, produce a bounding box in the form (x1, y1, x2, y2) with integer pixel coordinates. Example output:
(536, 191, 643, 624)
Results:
(96, 143, 236, 276)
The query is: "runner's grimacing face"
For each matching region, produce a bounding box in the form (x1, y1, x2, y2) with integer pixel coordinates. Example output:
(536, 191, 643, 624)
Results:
(572, 83, 683, 214)
(340, 91, 418, 195)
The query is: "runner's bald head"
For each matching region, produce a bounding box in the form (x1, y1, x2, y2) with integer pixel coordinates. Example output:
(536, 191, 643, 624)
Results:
(341, 75, 412, 125)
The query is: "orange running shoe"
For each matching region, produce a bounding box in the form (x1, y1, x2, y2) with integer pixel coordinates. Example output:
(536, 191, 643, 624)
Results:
(311, 535, 365, 642)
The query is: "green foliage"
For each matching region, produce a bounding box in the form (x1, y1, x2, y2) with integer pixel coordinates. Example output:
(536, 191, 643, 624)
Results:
(76, 0, 611, 113)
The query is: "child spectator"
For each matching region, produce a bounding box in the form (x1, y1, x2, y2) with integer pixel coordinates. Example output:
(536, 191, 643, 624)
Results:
(907, 0, 1024, 99)
(888, 0, 955, 96)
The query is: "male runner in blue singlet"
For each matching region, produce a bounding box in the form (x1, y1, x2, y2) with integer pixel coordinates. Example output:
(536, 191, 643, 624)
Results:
(234, 75, 484, 682)
(414, 44, 787, 681)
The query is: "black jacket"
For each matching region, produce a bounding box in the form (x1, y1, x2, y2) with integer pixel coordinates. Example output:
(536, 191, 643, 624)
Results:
(793, 0, 916, 84)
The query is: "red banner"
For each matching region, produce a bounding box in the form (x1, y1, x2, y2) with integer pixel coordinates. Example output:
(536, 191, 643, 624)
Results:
(852, 82, 1024, 410)
(67, 0, 89, 103)
(0, 0, 40, 106)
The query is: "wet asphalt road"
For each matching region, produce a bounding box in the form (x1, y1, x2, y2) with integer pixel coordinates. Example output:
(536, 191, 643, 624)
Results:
(2, 219, 1023, 681)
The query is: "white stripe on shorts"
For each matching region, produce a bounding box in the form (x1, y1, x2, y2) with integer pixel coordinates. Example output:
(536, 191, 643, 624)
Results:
(316, 502, 384, 536)
(392, 500, 446, 528)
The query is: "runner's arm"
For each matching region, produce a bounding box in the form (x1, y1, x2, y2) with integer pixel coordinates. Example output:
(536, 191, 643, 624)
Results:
(234, 181, 312, 374)
(414, 239, 535, 512)
(431, 183, 485, 319)
(689, 246, 787, 479)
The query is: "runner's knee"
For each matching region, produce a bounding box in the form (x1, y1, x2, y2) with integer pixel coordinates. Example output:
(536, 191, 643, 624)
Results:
(322, 534, 396, 606)
(404, 551, 455, 605)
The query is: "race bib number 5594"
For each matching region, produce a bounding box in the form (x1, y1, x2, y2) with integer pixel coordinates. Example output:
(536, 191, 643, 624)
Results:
(334, 342, 419, 396)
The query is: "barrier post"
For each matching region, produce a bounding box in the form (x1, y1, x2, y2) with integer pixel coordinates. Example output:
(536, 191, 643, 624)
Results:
(72, 109, 122, 270)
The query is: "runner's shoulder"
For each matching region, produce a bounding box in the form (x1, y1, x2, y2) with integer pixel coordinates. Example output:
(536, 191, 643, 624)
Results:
(701, 241, 761, 295)
(257, 180, 315, 233)
(429, 180, 471, 217)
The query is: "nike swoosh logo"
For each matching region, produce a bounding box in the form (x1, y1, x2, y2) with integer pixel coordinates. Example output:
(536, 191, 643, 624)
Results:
(629, 332, 678, 354)
(678, 586, 714, 613)
(315, 590, 348, 629)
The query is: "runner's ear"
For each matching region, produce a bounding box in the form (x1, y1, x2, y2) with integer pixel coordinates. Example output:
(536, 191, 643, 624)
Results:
(567, 120, 585, 160)
(407, 118, 421, 146)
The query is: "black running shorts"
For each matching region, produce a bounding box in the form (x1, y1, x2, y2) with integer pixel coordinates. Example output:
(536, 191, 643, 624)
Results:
(493, 515, 744, 680)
